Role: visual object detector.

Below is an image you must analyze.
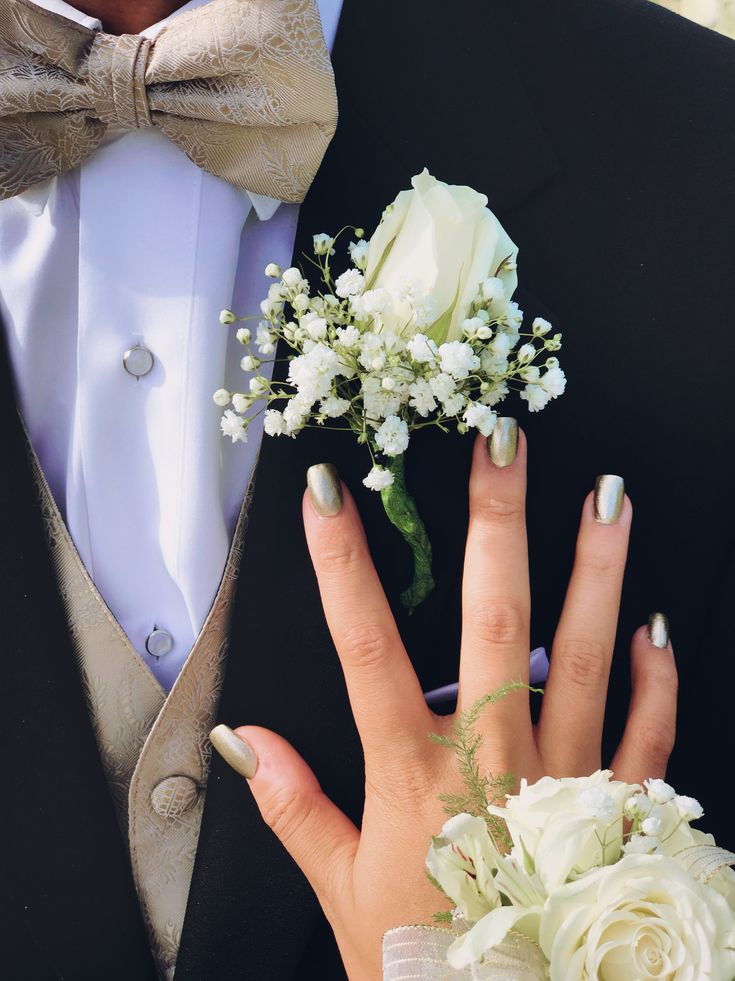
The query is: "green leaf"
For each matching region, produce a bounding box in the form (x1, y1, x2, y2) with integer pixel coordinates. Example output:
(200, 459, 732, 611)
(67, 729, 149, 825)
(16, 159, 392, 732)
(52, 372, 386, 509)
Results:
(425, 275, 463, 346)
(365, 238, 396, 290)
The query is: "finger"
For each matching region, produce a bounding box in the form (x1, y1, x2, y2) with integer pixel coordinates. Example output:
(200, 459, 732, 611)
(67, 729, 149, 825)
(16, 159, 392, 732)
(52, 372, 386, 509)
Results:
(303, 464, 433, 761)
(212, 724, 359, 925)
(539, 478, 632, 773)
(458, 426, 532, 739)
(611, 618, 678, 783)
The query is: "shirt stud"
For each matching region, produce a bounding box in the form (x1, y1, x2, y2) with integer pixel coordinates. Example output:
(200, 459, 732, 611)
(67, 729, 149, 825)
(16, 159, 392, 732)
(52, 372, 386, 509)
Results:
(145, 628, 174, 657)
(123, 345, 154, 377)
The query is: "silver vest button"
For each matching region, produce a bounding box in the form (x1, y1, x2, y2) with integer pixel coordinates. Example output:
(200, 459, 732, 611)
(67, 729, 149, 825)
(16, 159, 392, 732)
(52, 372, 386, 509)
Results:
(150, 776, 199, 818)
(145, 628, 173, 657)
(123, 345, 154, 377)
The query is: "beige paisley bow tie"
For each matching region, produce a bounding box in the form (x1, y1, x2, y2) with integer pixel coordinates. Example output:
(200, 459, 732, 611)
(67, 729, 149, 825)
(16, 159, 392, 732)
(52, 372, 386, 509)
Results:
(0, 0, 338, 202)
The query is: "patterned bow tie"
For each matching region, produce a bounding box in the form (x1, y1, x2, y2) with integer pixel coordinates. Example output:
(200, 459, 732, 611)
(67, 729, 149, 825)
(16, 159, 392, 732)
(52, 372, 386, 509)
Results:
(0, 0, 338, 202)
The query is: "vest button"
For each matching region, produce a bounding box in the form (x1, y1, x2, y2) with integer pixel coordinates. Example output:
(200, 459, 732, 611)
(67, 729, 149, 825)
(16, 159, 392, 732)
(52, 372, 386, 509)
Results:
(145, 628, 173, 657)
(123, 345, 155, 377)
(150, 776, 200, 818)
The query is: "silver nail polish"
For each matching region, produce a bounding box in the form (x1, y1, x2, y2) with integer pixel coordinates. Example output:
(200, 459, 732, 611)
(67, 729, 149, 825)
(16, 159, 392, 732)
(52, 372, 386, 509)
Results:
(594, 474, 625, 524)
(648, 612, 670, 650)
(307, 463, 343, 517)
(210, 724, 258, 779)
(488, 417, 519, 468)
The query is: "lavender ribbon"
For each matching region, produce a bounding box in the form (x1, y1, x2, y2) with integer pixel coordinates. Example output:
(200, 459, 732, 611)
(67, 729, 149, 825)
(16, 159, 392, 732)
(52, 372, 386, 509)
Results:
(423, 648, 549, 707)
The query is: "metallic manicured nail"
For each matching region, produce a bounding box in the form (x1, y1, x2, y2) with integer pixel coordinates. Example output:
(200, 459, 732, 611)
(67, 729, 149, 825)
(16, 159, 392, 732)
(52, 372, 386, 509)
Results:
(307, 463, 343, 517)
(594, 474, 625, 524)
(648, 612, 670, 649)
(487, 417, 519, 468)
(210, 724, 258, 779)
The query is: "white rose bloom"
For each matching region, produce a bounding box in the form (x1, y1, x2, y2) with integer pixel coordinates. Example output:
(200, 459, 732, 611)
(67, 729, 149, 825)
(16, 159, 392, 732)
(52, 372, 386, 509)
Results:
(645, 778, 676, 805)
(375, 415, 409, 456)
(540, 855, 735, 981)
(487, 771, 636, 893)
(426, 814, 503, 924)
(362, 466, 394, 492)
(335, 269, 366, 298)
(364, 170, 519, 342)
(213, 388, 230, 407)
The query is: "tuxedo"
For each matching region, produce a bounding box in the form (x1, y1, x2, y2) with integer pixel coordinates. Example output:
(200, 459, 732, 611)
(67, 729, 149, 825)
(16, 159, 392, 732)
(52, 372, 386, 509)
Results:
(2, 0, 735, 978)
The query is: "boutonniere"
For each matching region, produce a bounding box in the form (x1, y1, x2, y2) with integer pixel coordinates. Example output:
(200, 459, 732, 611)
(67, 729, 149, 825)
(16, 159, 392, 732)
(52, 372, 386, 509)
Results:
(214, 170, 565, 610)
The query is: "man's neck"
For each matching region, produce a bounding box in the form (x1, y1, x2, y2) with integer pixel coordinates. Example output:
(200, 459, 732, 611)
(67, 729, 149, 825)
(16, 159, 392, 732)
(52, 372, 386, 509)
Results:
(72, 0, 188, 34)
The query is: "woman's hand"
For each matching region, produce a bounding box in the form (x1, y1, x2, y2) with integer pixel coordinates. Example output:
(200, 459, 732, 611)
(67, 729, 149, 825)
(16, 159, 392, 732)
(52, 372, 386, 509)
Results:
(210, 423, 678, 981)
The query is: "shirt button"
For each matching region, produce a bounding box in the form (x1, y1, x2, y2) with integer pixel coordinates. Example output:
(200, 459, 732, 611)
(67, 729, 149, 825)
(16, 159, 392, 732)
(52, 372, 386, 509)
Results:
(146, 628, 174, 657)
(123, 345, 154, 377)
(150, 776, 200, 818)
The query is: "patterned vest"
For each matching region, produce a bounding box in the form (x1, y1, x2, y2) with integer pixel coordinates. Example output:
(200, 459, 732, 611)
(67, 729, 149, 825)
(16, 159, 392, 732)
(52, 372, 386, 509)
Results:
(31, 450, 250, 979)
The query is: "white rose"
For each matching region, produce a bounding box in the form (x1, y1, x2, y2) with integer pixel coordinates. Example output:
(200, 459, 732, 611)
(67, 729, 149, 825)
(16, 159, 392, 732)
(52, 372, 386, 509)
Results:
(540, 854, 735, 981)
(364, 170, 518, 342)
(425, 813, 502, 923)
(487, 771, 636, 893)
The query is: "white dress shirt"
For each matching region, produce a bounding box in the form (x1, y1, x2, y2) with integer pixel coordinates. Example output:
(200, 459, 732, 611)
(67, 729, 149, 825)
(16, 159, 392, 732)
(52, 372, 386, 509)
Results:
(0, 0, 343, 691)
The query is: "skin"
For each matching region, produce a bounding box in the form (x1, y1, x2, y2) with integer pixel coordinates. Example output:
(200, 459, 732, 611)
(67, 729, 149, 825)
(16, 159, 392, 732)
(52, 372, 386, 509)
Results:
(72, 0, 187, 33)
(227, 431, 679, 980)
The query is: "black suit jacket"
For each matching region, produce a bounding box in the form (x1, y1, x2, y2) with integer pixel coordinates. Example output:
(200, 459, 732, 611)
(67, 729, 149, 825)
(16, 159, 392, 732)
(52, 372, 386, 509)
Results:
(2, 0, 735, 978)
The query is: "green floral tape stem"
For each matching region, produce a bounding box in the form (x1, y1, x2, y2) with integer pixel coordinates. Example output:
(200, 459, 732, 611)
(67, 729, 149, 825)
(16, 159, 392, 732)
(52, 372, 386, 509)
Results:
(380, 455, 435, 611)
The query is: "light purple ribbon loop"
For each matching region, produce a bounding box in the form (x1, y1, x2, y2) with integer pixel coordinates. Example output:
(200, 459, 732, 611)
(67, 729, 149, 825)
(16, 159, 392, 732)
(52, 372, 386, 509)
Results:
(423, 647, 549, 707)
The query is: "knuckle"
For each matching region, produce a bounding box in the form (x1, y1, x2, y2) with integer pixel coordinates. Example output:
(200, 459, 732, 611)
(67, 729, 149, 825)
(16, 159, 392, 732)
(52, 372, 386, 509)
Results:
(339, 620, 388, 668)
(473, 495, 524, 527)
(557, 637, 609, 688)
(469, 600, 527, 648)
(318, 529, 364, 577)
(636, 719, 676, 766)
(575, 546, 625, 581)
(261, 787, 316, 846)
(365, 764, 436, 812)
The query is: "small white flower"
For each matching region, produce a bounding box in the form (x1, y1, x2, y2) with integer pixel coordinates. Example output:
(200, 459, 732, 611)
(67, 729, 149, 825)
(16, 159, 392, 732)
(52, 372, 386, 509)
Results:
(624, 793, 653, 820)
(520, 383, 552, 413)
(623, 834, 660, 855)
(265, 263, 282, 279)
(438, 341, 479, 380)
(407, 333, 438, 364)
(283, 399, 307, 434)
(463, 403, 497, 437)
(442, 392, 467, 416)
(532, 316, 553, 336)
(352, 288, 391, 320)
(263, 409, 287, 436)
(542, 365, 567, 397)
(482, 277, 505, 302)
(641, 815, 663, 836)
(675, 795, 704, 822)
(220, 410, 247, 443)
(240, 355, 259, 373)
(349, 239, 370, 270)
(490, 332, 513, 359)
(292, 293, 311, 312)
(335, 325, 361, 348)
(519, 366, 541, 383)
(480, 381, 509, 406)
(312, 233, 334, 256)
(219, 309, 236, 324)
(282, 267, 306, 289)
(545, 332, 563, 352)
(320, 396, 351, 418)
(381, 377, 396, 391)
(579, 787, 617, 823)
(256, 322, 277, 355)
(375, 415, 409, 456)
(213, 388, 230, 407)
(249, 376, 270, 396)
(517, 343, 536, 364)
(232, 393, 250, 413)
(363, 466, 394, 492)
(645, 779, 676, 805)
(408, 379, 437, 417)
(306, 317, 328, 341)
(476, 324, 494, 340)
(335, 269, 366, 299)
(236, 327, 251, 345)
(260, 297, 283, 319)
(430, 372, 457, 403)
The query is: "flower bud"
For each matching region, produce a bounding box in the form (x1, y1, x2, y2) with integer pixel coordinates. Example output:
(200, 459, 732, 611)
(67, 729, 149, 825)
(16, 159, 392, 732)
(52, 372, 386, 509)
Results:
(219, 309, 236, 324)
(213, 389, 230, 406)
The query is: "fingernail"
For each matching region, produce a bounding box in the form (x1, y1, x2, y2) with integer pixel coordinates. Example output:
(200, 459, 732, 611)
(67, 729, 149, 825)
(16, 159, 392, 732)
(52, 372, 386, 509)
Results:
(648, 612, 670, 649)
(594, 474, 625, 524)
(307, 463, 343, 517)
(487, 417, 519, 468)
(210, 724, 258, 779)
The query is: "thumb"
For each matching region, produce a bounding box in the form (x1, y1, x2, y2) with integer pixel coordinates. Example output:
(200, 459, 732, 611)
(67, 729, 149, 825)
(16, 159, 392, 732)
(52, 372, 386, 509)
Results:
(210, 724, 359, 915)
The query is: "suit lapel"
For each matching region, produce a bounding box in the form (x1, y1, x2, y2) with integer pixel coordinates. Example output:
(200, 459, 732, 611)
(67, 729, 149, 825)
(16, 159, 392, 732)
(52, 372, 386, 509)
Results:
(178, 1, 560, 977)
